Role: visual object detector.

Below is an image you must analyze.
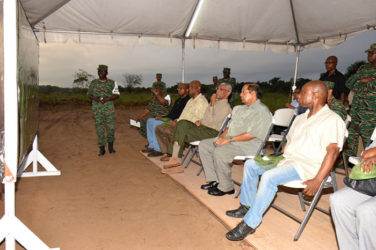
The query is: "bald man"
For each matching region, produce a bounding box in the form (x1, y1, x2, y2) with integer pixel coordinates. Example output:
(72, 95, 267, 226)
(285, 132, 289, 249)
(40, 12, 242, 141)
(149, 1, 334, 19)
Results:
(225, 81, 346, 241)
(319, 56, 347, 103)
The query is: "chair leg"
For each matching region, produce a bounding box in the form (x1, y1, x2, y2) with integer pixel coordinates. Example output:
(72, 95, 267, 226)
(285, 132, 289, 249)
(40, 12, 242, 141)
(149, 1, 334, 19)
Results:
(298, 191, 306, 212)
(342, 151, 349, 177)
(181, 144, 192, 165)
(195, 151, 204, 176)
(184, 146, 197, 169)
(293, 181, 326, 241)
(330, 171, 338, 192)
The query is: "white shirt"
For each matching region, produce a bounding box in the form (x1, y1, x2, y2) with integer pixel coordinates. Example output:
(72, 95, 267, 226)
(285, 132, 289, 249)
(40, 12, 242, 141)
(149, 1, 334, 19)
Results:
(279, 105, 346, 180)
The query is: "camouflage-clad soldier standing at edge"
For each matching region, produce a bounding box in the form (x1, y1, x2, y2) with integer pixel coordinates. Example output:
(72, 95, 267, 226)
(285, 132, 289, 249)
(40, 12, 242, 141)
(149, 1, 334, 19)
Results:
(136, 73, 170, 137)
(323, 81, 347, 121)
(88, 64, 120, 156)
(345, 43, 376, 157)
(219, 67, 237, 106)
(205, 76, 219, 100)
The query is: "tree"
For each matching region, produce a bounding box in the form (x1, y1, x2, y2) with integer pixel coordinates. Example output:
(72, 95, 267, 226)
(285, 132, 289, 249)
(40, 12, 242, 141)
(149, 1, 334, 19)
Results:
(122, 73, 143, 92)
(73, 69, 94, 88)
(345, 60, 367, 78)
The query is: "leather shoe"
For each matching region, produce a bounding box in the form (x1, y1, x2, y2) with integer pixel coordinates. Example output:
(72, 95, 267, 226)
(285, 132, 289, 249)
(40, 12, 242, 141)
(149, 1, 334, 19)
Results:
(226, 205, 249, 218)
(141, 148, 153, 153)
(226, 220, 255, 241)
(200, 181, 218, 190)
(208, 187, 234, 196)
(148, 150, 163, 157)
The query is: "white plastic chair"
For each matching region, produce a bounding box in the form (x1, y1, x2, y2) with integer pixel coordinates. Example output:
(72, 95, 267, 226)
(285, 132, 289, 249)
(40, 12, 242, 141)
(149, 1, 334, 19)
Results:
(268, 108, 296, 153)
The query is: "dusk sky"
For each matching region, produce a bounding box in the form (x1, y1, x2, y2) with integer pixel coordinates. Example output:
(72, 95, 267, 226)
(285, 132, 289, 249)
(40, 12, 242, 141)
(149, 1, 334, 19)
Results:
(39, 31, 376, 88)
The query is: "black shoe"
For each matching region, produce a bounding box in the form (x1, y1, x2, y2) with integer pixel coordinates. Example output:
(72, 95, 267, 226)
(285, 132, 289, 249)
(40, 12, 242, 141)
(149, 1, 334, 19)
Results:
(208, 187, 234, 196)
(226, 205, 249, 218)
(200, 181, 218, 190)
(108, 142, 116, 154)
(98, 146, 106, 156)
(141, 148, 153, 153)
(226, 220, 255, 241)
(147, 150, 164, 157)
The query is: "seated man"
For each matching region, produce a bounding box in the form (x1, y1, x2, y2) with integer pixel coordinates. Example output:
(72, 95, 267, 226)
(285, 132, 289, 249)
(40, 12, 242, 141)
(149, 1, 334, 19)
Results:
(324, 81, 347, 121)
(199, 83, 272, 196)
(225, 81, 346, 241)
(142, 83, 190, 157)
(330, 140, 376, 250)
(162, 82, 233, 174)
(285, 87, 307, 115)
(155, 80, 208, 159)
(136, 73, 169, 137)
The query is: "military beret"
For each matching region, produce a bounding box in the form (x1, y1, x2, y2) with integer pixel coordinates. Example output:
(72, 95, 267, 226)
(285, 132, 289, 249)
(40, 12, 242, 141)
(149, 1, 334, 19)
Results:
(324, 81, 334, 89)
(97, 64, 108, 71)
(213, 76, 218, 80)
(223, 67, 231, 73)
(156, 73, 162, 77)
(365, 43, 376, 53)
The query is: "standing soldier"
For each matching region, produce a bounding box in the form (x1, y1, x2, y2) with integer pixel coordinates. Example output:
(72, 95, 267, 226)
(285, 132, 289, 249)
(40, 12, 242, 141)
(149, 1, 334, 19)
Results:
(205, 76, 219, 100)
(345, 43, 376, 158)
(219, 67, 237, 106)
(324, 81, 347, 121)
(88, 64, 120, 156)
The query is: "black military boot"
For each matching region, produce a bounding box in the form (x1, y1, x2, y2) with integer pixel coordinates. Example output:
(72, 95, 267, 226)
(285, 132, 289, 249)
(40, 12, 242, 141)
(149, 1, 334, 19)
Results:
(98, 146, 106, 156)
(108, 142, 116, 154)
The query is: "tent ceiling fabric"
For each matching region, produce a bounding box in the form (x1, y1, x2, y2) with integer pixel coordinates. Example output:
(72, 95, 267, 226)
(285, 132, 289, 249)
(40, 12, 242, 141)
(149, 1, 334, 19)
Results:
(20, 0, 376, 52)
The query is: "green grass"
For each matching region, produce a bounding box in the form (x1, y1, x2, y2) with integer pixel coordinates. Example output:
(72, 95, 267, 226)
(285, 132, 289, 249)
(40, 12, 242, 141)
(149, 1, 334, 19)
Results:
(38, 90, 290, 113)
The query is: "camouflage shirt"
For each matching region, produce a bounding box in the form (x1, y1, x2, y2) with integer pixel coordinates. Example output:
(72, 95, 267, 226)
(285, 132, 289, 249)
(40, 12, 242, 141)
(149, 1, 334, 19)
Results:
(147, 96, 170, 117)
(346, 63, 376, 112)
(218, 77, 236, 87)
(328, 96, 347, 121)
(87, 78, 119, 107)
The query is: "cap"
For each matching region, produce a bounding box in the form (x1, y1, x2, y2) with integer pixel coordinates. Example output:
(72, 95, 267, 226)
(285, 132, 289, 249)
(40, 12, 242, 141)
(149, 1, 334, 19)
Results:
(365, 43, 376, 53)
(97, 64, 108, 71)
(156, 73, 162, 77)
(223, 67, 231, 73)
(324, 81, 334, 89)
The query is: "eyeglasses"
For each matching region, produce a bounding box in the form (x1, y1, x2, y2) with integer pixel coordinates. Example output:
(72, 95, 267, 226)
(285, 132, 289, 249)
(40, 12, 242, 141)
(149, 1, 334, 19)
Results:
(325, 61, 335, 64)
(217, 87, 230, 92)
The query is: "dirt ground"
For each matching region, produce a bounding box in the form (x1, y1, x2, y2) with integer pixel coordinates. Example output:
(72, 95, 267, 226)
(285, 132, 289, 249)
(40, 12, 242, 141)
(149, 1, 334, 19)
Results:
(0, 104, 249, 250)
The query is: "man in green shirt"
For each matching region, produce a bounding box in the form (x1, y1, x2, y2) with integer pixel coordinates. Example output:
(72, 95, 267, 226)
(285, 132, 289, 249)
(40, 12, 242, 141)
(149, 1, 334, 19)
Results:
(88, 64, 120, 156)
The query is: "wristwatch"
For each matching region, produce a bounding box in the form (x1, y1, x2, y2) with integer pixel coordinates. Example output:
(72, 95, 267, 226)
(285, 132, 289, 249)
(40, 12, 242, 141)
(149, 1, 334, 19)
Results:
(230, 136, 234, 143)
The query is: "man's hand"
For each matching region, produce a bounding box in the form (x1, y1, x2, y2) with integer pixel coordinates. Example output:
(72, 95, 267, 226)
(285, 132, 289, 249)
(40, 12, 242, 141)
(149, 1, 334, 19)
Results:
(195, 120, 201, 126)
(151, 88, 158, 95)
(302, 178, 322, 196)
(169, 120, 177, 127)
(215, 137, 230, 146)
(360, 77, 375, 83)
(210, 93, 217, 106)
(155, 116, 162, 120)
(360, 156, 376, 174)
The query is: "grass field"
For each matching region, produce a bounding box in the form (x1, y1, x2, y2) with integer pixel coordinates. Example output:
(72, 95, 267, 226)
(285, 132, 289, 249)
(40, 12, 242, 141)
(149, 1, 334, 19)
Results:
(39, 90, 290, 113)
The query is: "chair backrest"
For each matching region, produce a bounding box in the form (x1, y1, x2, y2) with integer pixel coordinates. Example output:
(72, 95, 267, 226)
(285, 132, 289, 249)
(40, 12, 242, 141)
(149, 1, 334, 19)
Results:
(344, 115, 351, 128)
(254, 117, 276, 156)
(273, 108, 296, 127)
(217, 113, 232, 137)
(366, 126, 376, 147)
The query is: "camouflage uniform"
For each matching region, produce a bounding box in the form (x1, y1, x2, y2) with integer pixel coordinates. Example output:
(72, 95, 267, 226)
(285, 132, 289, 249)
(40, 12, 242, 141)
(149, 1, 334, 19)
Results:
(345, 63, 376, 156)
(88, 78, 119, 146)
(219, 69, 237, 107)
(328, 96, 347, 121)
(139, 80, 170, 136)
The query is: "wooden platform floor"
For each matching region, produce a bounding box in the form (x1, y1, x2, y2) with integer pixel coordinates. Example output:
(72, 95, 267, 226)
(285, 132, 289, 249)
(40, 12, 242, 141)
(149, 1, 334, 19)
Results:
(142, 152, 344, 250)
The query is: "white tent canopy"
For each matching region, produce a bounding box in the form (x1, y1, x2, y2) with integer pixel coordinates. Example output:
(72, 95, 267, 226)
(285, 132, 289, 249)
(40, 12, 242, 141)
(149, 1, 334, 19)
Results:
(21, 0, 376, 52)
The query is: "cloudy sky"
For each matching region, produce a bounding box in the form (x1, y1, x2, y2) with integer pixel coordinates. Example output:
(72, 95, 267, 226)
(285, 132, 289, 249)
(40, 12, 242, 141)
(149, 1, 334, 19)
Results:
(39, 31, 376, 88)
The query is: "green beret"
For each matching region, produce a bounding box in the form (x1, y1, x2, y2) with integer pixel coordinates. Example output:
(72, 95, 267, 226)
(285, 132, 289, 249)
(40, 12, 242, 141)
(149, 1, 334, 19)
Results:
(365, 43, 376, 53)
(97, 64, 108, 71)
(152, 81, 167, 94)
(223, 67, 231, 73)
(213, 76, 218, 80)
(324, 81, 334, 89)
(156, 73, 162, 77)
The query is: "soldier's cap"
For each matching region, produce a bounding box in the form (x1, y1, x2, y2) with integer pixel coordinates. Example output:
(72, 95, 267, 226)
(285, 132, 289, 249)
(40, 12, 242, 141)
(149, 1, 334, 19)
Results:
(324, 81, 334, 89)
(365, 43, 376, 53)
(152, 82, 167, 94)
(97, 64, 108, 71)
(223, 67, 231, 73)
(213, 76, 218, 80)
(156, 73, 162, 77)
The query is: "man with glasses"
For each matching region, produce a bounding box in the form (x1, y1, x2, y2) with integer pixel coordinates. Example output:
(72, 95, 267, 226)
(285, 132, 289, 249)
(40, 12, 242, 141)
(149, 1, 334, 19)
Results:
(320, 56, 347, 103)
(345, 43, 376, 159)
(162, 83, 232, 174)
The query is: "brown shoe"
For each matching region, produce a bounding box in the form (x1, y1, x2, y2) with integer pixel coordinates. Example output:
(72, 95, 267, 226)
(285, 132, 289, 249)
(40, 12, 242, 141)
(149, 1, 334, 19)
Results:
(148, 150, 164, 157)
(141, 148, 153, 153)
(160, 155, 171, 162)
(163, 157, 181, 169)
(161, 166, 184, 174)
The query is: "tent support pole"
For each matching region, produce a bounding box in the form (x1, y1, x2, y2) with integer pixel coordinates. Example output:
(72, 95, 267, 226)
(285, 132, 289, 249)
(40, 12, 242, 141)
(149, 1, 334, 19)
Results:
(181, 38, 185, 83)
(292, 45, 302, 91)
(0, 1, 59, 249)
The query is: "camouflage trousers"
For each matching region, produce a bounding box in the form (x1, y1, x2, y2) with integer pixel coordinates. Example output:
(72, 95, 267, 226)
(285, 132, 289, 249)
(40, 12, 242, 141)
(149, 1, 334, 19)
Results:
(345, 110, 376, 157)
(92, 103, 116, 147)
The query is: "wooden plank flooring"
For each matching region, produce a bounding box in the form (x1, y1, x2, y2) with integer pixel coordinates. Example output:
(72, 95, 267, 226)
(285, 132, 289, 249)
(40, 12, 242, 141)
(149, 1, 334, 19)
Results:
(142, 152, 344, 250)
